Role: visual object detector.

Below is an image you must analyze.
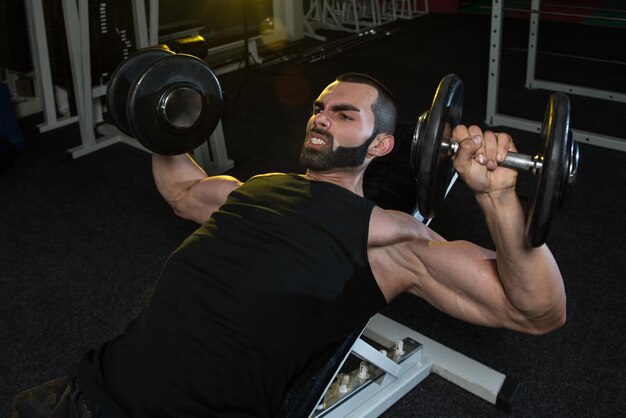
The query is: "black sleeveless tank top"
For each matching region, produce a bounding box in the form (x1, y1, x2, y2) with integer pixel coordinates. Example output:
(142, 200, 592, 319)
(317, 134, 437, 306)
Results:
(77, 173, 387, 417)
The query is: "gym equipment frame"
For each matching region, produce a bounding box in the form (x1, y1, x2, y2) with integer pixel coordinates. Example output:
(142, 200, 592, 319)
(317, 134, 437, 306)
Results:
(304, 0, 428, 41)
(485, 0, 626, 152)
(309, 314, 516, 417)
(22, 0, 234, 174)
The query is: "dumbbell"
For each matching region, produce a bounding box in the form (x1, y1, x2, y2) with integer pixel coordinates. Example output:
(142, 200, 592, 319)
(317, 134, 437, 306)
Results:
(411, 74, 580, 247)
(106, 46, 223, 155)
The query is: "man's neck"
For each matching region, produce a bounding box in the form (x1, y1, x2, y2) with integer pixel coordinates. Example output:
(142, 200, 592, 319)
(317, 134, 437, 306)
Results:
(304, 168, 366, 197)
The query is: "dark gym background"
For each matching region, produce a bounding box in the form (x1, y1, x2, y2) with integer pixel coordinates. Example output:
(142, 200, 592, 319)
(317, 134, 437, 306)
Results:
(1, 1, 625, 417)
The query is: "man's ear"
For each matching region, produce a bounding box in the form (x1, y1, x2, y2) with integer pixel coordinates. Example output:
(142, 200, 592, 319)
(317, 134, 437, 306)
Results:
(368, 133, 395, 157)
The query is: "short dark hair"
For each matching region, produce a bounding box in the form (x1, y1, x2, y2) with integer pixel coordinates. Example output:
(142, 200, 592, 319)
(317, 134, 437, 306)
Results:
(336, 73, 397, 137)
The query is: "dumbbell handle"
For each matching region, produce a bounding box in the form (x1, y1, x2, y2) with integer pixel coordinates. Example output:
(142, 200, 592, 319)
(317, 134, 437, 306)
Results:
(443, 139, 543, 174)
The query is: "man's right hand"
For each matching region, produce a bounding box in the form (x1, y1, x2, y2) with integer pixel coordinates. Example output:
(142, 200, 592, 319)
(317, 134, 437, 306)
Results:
(451, 124, 518, 197)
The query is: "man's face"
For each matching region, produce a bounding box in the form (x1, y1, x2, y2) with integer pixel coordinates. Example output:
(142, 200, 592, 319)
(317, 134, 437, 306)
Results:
(300, 81, 378, 171)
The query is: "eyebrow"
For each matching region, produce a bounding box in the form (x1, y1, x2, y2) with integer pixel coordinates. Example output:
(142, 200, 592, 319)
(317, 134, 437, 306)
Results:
(313, 100, 361, 113)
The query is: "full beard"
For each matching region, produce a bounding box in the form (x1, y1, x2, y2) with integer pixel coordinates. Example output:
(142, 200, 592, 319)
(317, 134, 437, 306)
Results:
(300, 128, 375, 171)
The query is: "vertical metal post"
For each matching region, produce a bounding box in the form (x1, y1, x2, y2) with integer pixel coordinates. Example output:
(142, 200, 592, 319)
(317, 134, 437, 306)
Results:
(132, 0, 149, 48)
(149, 0, 159, 46)
(24, 0, 56, 127)
(525, 0, 540, 88)
(79, 0, 94, 144)
(24, 0, 79, 131)
(485, 0, 504, 125)
(274, 0, 304, 40)
(62, 0, 96, 147)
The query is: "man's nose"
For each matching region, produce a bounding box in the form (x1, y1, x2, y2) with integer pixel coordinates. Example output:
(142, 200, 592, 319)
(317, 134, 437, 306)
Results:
(313, 110, 330, 128)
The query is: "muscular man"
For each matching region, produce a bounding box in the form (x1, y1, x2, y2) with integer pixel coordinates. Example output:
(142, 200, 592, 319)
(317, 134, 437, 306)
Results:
(75, 73, 565, 417)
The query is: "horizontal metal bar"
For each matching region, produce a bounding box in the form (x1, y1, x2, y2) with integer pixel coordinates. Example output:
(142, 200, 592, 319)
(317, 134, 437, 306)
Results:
(512, 0, 626, 14)
(480, 6, 626, 22)
(501, 152, 537, 172)
(488, 113, 626, 152)
(37, 115, 78, 133)
(528, 79, 626, 103)
(508, 47, 626, 67)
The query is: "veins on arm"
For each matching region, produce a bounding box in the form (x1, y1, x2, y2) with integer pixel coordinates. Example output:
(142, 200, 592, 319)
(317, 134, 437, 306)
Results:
(369, 212, 564, 334)
(403, 239, 564, 334)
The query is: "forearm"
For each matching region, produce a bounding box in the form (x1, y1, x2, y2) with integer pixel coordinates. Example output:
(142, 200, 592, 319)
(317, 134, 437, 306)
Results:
(476, 188, 566, 329)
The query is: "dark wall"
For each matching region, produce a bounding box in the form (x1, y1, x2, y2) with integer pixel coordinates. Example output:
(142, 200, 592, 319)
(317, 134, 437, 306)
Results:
(0, 0, 31, 73)
(0, 0, 273, 78)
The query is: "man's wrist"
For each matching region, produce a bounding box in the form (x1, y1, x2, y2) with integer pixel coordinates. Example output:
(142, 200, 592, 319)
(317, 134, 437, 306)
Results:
(475, 187, 519, 210)
(476, 187, 525, 232)
(475, 187, 527, 247)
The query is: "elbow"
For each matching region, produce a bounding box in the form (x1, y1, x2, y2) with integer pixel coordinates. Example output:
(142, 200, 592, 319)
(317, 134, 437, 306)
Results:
(166, 197, 199, 223)
(171, 203, 208, 225)
(528, 310, 566, 335)
(523, 299, 567, 336)
(171, 205, 192, 221)
(549, 304, 568, 332)
(164, 195, 187, 219)
(512, 269, 567, 336)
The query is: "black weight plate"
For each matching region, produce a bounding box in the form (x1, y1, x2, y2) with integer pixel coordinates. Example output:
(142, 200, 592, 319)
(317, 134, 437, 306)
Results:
(559, 131, 579, 208)
(525, 93, 570, 247)
(127, 54, 223, 155)
(413, 74, 463, 219)
(411, 111, 428, 174)
(106, 47, 173, 137)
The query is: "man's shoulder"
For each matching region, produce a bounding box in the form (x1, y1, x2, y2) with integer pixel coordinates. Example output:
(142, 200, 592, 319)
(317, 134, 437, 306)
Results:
(245, 173, 315, 187)
(368, 207, 437, 247)
(249, 172, 287, 180)
(247, 172, 306, 182)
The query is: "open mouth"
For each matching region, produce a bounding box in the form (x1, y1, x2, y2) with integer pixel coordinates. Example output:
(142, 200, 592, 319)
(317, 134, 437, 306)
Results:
(306, 130, 332, 147)
(309, 136, 326, 145)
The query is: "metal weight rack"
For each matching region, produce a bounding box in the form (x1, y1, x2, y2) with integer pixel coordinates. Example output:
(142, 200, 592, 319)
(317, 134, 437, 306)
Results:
(485, 0, 626, 152)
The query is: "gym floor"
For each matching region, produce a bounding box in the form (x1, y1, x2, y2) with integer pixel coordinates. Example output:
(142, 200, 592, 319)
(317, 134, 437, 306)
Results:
(2, 7, 625, 418)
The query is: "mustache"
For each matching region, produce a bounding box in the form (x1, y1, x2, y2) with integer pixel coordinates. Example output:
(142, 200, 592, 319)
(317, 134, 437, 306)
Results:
(307, 127, 333, 143)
